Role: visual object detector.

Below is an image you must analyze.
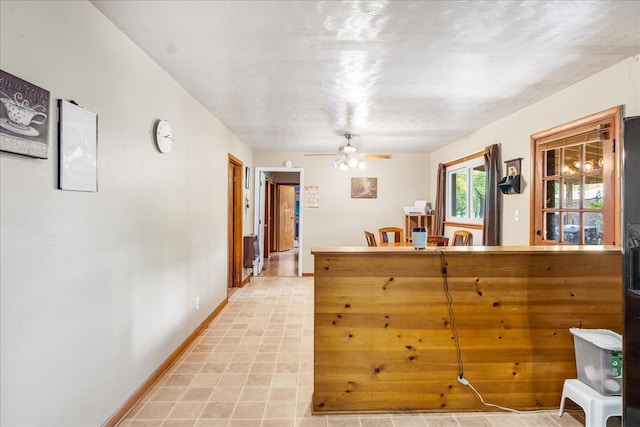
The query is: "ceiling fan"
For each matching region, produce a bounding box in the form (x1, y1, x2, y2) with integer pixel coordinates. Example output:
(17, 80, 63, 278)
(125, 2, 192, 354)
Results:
(304, 133, 392, 170)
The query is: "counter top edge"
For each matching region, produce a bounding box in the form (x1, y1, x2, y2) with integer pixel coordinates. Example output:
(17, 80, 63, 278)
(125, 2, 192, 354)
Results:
(311, 245, 621, 255)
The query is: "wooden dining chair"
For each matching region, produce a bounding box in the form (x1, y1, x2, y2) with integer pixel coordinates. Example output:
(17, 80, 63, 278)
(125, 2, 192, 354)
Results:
(427, 235, 449, 246)
(364, 230, 377, 247)
(379, 227, 404, 243)
(451, 230, 473, 246)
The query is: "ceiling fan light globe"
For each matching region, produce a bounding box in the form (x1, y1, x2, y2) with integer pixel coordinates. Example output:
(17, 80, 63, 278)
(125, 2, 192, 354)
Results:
(339, 162, 349, 171)
(348, 157, 358, 168)
(341, 145, 357, 154)
(358, 161, 366, 170)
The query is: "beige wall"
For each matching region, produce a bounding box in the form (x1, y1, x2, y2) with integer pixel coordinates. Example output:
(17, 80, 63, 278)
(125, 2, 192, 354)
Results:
(258, 56, 640, 259)
(431, 54, 640, 245)
(253, 152, 431, 273)
(0, 1, 252, 425)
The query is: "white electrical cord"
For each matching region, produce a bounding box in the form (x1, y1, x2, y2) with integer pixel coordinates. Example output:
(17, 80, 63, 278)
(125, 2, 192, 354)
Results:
(438, 250, 555, 415)
(457, 375, 553, 414)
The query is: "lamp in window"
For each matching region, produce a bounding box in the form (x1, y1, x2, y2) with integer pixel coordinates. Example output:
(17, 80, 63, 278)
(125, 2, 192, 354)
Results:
(584, 160, 594, 171)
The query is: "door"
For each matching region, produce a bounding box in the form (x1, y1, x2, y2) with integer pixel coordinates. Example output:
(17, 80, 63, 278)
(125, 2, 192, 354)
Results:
(277, 184, 295, 251)
(530, 107, 620, 245)
(268, 180, 276, 254)
(263, 178, 272, 259)
(227, 155, 243, 289)
(254, 170, 267, 275)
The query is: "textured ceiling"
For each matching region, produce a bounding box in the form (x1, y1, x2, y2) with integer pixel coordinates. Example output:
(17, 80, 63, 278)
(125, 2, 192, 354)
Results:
(91, 0, 640, 154)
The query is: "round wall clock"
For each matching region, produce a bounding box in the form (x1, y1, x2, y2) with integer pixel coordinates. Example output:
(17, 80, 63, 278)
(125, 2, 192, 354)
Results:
(154, 119, 173, 153)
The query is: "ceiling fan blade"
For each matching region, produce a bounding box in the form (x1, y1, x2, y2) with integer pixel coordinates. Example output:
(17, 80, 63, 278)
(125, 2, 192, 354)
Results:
(361, 153, 392, 159)
(306, 134, 390, 160)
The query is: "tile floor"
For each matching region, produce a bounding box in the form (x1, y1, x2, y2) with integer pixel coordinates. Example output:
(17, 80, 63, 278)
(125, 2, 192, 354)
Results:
(118, 276, 592, 427)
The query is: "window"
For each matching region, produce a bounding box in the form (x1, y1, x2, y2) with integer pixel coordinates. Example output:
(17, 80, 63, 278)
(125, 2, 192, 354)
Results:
(531, 106, 620, 245)
(446, 155, 486, 224)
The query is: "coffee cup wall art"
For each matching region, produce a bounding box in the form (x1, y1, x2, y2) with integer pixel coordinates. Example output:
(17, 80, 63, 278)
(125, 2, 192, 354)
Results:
(0, 70, 51, 159)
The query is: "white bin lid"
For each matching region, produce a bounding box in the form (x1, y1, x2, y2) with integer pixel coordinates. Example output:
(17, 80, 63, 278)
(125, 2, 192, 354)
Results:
(569, 328, 622, 351)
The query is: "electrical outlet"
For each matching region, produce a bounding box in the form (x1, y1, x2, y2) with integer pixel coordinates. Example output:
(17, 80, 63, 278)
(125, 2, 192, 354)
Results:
(195, 296, 200, 310)
(457, 376, 469, 385)
(514, 209, 520, 222)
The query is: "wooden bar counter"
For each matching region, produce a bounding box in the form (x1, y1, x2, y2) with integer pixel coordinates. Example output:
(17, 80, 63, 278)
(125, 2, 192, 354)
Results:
(311, 245, 622, 413)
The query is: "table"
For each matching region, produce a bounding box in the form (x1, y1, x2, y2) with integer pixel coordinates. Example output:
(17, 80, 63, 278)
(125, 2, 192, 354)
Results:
(379, 237, 448, 247)
(378, 241, 413, 247)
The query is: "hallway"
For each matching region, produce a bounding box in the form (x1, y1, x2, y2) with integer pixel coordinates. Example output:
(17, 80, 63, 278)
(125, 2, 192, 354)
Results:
(260, 248, 299, 277)
(117, 276, 591, 426)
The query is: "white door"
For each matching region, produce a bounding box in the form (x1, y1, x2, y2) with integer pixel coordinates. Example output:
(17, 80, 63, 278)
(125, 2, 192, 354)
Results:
(254, 170, 267, 274)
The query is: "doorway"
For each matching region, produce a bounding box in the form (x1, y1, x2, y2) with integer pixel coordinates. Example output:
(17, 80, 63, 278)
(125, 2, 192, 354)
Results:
(254, 167, 304, 277)
(277, 184, 296, 252)
(264, 178, 275, 258)
(228, 154, 243, 291)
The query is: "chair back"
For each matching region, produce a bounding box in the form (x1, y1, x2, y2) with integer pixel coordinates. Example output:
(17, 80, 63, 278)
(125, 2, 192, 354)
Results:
(364, 230, 377, 247)
(427, 235, 449, 246)
(451, 230, 473, 246)
(379, 227, 404, 243)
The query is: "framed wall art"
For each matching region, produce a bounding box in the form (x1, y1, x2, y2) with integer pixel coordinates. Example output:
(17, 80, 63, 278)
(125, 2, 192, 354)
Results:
(0, 70, 51, 158)
(58, 100, 98, 192)
(505, 158, 522, 176)
(304, 185, 319, 208)
(351, 177, 377, 199)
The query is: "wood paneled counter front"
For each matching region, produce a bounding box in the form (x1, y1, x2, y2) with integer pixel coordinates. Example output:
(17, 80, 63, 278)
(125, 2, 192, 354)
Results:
(311, 246, 622, 413)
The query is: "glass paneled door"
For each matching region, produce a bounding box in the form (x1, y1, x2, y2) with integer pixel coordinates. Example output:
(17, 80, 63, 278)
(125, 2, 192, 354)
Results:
(532, 107, 620, 245)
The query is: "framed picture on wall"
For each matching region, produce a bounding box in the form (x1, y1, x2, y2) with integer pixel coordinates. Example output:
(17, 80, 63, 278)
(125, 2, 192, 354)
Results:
(58, 100, 98, 192)
(505, 158, 522, 176)
(351, 177, 377, 199)
(0, 70, 51, 159)
(304, 185, 319, 208)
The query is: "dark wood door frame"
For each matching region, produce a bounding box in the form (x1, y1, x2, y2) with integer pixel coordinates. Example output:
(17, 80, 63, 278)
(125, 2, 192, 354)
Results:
(228, 154, 243, 290)
(268, 179, 276, 254)
(263, 178, 275, 259)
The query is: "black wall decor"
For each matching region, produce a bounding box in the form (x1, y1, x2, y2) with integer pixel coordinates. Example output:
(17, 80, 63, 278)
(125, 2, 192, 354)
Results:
(498, 174, 522, 194)
(499, 158, 522, 194)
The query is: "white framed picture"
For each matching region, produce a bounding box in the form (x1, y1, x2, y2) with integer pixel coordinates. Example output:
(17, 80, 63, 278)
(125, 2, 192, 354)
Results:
(58, 100, 98, 192)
